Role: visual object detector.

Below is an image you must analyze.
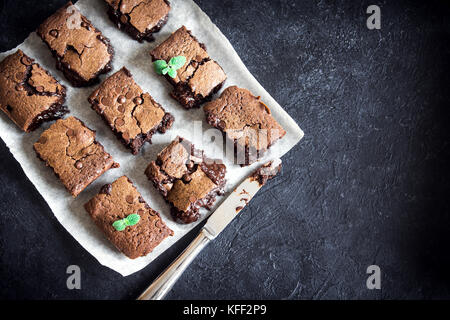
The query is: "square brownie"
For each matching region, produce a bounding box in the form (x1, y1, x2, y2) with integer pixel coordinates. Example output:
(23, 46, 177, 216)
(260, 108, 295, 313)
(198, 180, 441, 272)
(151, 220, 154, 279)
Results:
(105, 0, 170, 42)
(85, 176, 173, 259)
(0, 50, 68, 132)
(145, 137, 226, 223)
(150, 26, 227, 109)
(88, 67, 174, 155)
(37, 2, 114, 87)
(34, 116, 119, 197)
(204, 86, 287, 166)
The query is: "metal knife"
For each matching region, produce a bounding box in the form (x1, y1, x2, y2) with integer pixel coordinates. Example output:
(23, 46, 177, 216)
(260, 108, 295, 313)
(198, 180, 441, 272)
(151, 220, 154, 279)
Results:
(137, 158, 282, 300)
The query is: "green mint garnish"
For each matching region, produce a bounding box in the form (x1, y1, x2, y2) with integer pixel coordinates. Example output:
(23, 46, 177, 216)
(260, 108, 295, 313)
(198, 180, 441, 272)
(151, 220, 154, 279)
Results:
(112, 213, 141, 231)
(112, 220, 126, 231)
(125, 213, 140, 226)
(153, 55, 186, 79)
(154, 60, 168, 72)
(168, 56, 186, 69)
(167, 68, 177, 78)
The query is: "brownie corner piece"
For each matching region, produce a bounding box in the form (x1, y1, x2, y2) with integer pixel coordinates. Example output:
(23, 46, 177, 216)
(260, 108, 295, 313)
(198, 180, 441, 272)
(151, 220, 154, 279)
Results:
(37, 2, 114, 87)
(204, 86, 286, 166)
(105, 0, 171, 42)
(88, 67, 174, 155)
(145, 136, 226, 224)
(84, 175, 173, 259)
(150, 26, 227, 109)
(0, 49, 68, 132)
(33, 116, 119, 197)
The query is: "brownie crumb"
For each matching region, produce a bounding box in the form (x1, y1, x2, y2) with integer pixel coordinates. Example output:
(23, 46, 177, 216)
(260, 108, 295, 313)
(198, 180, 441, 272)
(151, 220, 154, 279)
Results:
(250, 159, 282, 186)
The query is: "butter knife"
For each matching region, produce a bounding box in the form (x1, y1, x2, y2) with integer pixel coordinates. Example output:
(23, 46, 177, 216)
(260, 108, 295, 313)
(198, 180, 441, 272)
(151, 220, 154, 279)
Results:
(137, 158, 282, 300)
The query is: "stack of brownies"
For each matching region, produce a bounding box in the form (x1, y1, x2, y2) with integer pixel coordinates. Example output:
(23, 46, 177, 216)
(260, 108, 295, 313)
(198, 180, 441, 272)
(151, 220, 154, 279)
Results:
(0, 1, 285, 260)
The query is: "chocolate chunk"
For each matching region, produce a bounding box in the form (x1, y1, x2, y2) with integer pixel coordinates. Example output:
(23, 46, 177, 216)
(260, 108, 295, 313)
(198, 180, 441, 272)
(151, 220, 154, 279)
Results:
(115, 118, 125, 126)
(49, 29, 59, 37)
(75, 161, 83, 169)
(126, 195, 134, 204)
(117, 95, 126, 104)
(120, 14, 128, 24)
(20, 56, 32, 66)
(133, 97, 143, 105)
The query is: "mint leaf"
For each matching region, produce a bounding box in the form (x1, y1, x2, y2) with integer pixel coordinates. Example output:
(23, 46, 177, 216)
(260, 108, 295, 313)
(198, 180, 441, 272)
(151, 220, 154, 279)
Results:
(112, 220, 126, 231)
(112, 213, 141, 231)
(167, 68, 177, 79)
(153, 60, 168, 75)
(126, 213, 140, 226)
(168, 56, 186, 70)
(161, 67, 170, 75)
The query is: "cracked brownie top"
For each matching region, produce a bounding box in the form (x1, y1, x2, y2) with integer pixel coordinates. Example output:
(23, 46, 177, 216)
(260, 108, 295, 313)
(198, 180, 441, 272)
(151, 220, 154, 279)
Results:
(105, 0, 170, 39)
(0, 50, 67, 132)
(88, 67, 174, 154)
(145, 137, 226, 223)
(150, 26, 227, 108)
(84, 175, 173, 259)
(37, 1, 113, 86)
(204, 86, 286, 165)
(34, 116, 119, 197)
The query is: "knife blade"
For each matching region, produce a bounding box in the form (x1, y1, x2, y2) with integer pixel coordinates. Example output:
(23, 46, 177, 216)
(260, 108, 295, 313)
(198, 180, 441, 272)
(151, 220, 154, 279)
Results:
(137, 158, 282, 300)
(203, 158, 282, 239)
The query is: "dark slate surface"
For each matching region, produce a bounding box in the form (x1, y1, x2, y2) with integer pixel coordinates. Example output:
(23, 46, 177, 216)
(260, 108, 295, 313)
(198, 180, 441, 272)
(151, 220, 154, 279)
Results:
(0, 0, 449, 300)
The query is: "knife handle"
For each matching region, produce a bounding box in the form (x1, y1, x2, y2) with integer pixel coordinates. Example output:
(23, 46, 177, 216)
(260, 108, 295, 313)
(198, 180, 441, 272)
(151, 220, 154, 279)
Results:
(137, 228, 214, 300)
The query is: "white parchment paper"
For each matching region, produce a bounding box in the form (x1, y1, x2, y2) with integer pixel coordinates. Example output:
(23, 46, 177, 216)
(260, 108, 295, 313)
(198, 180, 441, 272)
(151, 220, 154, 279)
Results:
(0, 0, 304, 276)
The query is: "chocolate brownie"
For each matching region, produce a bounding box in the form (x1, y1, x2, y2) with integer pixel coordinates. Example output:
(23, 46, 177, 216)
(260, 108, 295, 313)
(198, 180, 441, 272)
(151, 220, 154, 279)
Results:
(250, 159, 282, 186)
(37, 2, 114, 87)
(0, 50, 68, 132)
(88, 67, 174, 154)
(33, 116, 119, 197)
(85, 176, 173, 259)
(105, 0, 170, 42)
(150, 26, 227, 109)
(204, 86, 286, 166)
(145, 137, 226, 223)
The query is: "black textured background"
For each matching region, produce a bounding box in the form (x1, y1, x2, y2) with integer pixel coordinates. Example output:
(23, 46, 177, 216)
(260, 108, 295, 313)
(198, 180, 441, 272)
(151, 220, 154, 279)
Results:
(0, 0, 450, 300)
